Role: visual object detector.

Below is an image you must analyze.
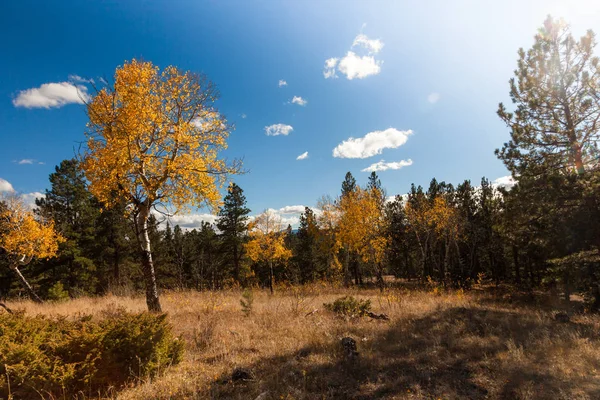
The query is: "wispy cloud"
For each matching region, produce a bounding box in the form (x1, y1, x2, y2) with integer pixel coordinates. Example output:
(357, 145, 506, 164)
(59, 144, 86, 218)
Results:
(428, 92, 441, 104)
(17, 159, 34, 165)
(361, 159, 413, 172)
(13, 82, 90, 109)
(68, 74, 94, 84)
(352, 33, 384, 54)
(333, 128, 413, 159)
(324, 33, 384, 80)
(240, 113, 247, 119)
(291, 96, 307, 106)
(278, 80, 288, 87)
(265, 124, 293, 136)
(296, 151, 309, 160)
(323, 58, 339, 79)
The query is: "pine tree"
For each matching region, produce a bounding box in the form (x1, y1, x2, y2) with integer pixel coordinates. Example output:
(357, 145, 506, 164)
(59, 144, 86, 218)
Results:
(497, 16, 600, 177)
(35, 159, 99, 296)
(296, 207, 320, 283)
(341, 172, 357, 198)
(216, 183, 250, 283)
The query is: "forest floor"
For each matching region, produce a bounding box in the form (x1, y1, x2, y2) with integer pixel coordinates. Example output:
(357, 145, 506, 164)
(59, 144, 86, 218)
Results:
(5, 282, 600, 399)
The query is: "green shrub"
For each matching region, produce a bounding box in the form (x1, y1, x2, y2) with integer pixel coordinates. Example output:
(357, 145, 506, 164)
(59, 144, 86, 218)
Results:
(324, 296, 371, 318)
(240, 288, 254, 316)
(46, 281, 70, 302)
(0, 308, 184, 399)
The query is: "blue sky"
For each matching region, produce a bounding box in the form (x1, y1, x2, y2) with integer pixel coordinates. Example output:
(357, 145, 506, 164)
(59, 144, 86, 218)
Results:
(1, 0, 599, 227)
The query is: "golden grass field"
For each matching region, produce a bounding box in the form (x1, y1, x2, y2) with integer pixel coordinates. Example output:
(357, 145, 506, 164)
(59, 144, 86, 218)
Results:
(5, 284, 600, 399)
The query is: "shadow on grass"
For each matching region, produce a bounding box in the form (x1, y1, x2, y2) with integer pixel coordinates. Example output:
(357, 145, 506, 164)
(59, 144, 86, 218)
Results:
(207, 306, 600, 400)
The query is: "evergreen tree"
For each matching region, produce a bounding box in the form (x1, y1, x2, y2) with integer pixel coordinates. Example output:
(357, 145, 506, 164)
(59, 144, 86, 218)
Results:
(497, 16, 600, 177)
(341, 172, 356, 198)
(296, 207, 320, 283)
(496, 17, 600, 306)
(35, 159, 99, 296)
(216, 183, 250, 283)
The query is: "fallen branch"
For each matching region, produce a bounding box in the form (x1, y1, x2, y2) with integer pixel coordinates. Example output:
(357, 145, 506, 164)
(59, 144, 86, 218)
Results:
(366, 311, 389, 321)
(305, 308, 319, 317)
(0, 302, 13, 314)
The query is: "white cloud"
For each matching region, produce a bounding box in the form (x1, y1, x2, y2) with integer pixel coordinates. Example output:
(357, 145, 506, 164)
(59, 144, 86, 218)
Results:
(333, 128, 413, 159)
(278, 80, 288, 87)
(361, 159, 413, 172)
(265, 124, 293, 136)
(151, 204, 315, 231)
(291, 96, 307, 106)
(0, 178, 15, 193)
(240, 113, 247, 119)
(493, 175, 516, 190)
(324, 33, 384, 80)
(337, 52, 382, 80)
(266, 205, 312, 227)
(152, 211, 218, 231)
(17, 159, 35, 165)
(428, 92, 441, 104)
(296, 151, 309, 160)
(21, 192, 44, 209)
(352, 33, 384, 54)
(323, 58, 339, 79)
(278, 205, 306, 214)
(168, 213, 218, 229)
(13, 82, 90, 109)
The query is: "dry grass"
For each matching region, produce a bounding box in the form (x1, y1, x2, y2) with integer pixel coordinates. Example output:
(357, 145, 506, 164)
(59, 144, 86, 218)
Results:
(4, 284, 600, 399)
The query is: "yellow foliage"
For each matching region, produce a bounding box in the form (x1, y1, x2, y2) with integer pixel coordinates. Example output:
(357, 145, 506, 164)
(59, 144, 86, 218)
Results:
(82, 59, 237, 213)
(337, 187, 389, 265)
(0, 196, 64, 262)
(245, 210, 292, 265)
(405, 196, 460, 240)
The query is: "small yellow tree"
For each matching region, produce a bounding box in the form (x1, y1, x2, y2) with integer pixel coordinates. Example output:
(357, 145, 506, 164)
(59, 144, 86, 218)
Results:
(0, 196, 64, 302)
(245, 210, 292, 294)
(82, 59, 240, 311)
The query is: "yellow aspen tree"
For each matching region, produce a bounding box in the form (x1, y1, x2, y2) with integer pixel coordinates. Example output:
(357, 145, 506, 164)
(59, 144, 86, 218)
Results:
(82, 59, 240, 312)
(338, 187, 389, 290)
(244, 210, 292, 294)
(0, 195, 64, 303)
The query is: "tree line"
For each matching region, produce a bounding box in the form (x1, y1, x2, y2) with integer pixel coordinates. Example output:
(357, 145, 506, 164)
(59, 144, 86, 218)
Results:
(1, 16, 600, 311)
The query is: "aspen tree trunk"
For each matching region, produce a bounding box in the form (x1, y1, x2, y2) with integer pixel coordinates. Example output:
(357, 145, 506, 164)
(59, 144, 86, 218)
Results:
(11, 264, 43, 304)
(343, 248, 351, 287)
(269, 260, 274, 294)
(136, 205, 162, 312)
(376, 262, 385, 293)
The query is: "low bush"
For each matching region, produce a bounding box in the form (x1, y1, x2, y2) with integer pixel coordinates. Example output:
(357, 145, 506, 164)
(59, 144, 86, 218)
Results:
(324, 296, 371, 318)
(0, 307, 184, 399)
(46, 281, 70, 302)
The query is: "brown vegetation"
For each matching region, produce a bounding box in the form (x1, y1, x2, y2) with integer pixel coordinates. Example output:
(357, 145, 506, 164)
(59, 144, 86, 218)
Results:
(3, 283, 600, 399)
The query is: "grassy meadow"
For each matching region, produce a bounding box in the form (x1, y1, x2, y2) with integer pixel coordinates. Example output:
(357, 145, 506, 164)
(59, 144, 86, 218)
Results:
(4, 283, 600, 400)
